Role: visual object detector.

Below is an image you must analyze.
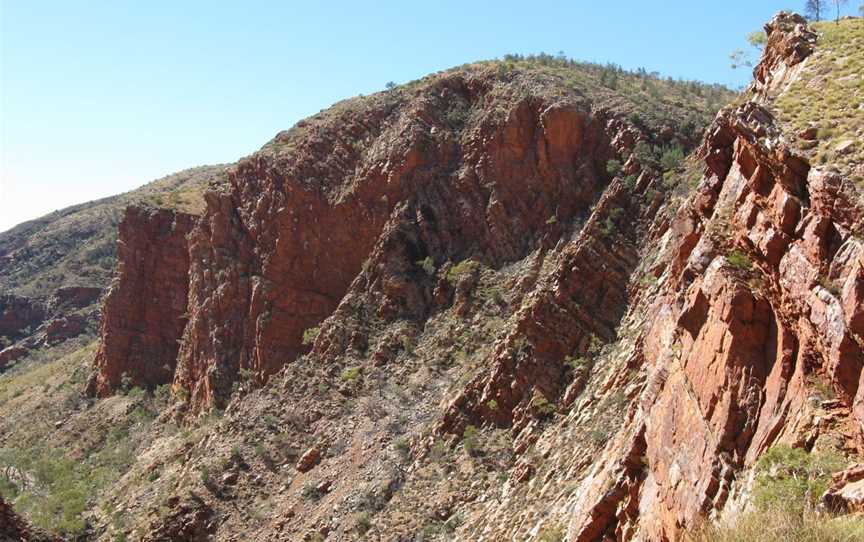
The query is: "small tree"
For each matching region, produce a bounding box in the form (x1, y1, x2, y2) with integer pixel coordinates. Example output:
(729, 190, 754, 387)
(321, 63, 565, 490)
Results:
(832, 0, 849, 23)
(385, 81, 396, 91)
(747, 30, 767, 48)
(730, 29, 767, 69)
(805, 0, 827, 21)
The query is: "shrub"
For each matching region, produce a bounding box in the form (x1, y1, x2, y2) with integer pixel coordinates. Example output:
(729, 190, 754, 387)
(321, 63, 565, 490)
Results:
(538, 525, 565, 542)
(302, 326, 320, 346)
(600, 207, 624, 238)
(154, 383, 172, 407)
(341, 366, 362, 382)
(726, 249, 752, 271)
(752, 445, 845, 512)
(199, 464, 210, 485)
(695, 446, 857, 542)
(633, 141, 658, 168)
(462, 425, 480, 456)
(417, 256, 436, 277)
(119, 372, 133, 393)
(445, 259, 480, 284)
(606, 159, 623, 177)
(660, 144, 685, 171)
(564, 355, 589, 371)
(394, 438, 411, 460)
(301, 481, 324, 501)
(531, 394, 556, 417)
(355, 512, 373, 534)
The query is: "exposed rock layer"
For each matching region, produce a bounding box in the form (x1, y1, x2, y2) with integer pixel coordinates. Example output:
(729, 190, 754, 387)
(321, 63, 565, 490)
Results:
(87, 206, 196, 396)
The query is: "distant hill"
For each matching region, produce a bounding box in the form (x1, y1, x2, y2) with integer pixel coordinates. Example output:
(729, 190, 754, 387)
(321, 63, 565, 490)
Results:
(0, 165, 227, 299)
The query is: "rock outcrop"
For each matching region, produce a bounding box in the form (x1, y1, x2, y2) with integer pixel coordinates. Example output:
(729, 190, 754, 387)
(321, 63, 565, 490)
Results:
(0, 294, 45, 342)
(78, 12, 863, 542)
(87, 206, 196, 396)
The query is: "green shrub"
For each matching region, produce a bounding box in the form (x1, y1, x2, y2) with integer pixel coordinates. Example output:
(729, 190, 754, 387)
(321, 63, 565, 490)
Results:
(446, 259, 480, 284)
(633, 141, 658, 167)
(341, 366, 362, 382)
(199, 465, 210, 485)
(660, 144, 685, 171)
(606, 159, 623, 176)
(726, 249, 752, 271)
(752, 445, 846, 512)
(417, 256, 436, 277)
(600, 207, 624, 238)
(301, 481, 324, 501)
(695, 506, 864, 542)
(302, 326, 320, 346)
(462, 425, 480, 456)
(119, 372, 133, 393)
(355, 512, 373, 534)
(538, 525, 565, 542)
(564, 356, 589, 371)
(531, 394, 556, 417)
(695, 446, 859, 542)
(394, 438, 411, 460)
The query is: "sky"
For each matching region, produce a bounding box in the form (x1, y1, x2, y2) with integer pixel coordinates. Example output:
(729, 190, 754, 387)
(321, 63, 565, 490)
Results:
(1, 1, 860, 233)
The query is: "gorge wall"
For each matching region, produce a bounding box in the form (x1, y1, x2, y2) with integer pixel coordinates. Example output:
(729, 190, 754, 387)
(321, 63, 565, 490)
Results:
(78, 12, 864, 542)
(87, 206, 196, 396)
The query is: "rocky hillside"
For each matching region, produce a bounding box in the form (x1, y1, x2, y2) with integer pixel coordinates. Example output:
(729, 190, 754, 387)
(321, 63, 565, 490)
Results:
(0, 166, 226, 371)
(3, 11, 863, 542)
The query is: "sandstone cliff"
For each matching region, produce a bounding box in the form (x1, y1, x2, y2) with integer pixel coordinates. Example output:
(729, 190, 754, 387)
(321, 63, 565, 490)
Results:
(10, 11, 862, 542)
(87, 206, 196, 396)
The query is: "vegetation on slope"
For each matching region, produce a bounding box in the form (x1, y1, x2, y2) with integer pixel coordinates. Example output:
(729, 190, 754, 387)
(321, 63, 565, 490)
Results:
(262, 55, 735, 162)
(694, 446, 863, 542)
(771, 17, 864, 184)
(0, 165, 226, 299)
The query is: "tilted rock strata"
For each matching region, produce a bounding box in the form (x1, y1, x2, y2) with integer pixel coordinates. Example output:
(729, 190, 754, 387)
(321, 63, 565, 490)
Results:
(170, 76, 661, 411)
(87, 206, 196, 396)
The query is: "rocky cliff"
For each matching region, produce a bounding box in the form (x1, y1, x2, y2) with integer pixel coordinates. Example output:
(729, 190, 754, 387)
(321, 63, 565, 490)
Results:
(87, 206, 197, 396)
(6, 11, 862, 542)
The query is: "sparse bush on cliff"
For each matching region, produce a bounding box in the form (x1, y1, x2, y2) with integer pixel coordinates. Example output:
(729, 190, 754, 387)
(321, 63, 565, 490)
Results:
(462, 424, 480, 456)
(695, 445, 858, 542)
(446, 259, 480, 284)
(417, 256, 436, 277)
(302, 326, 320, 346)
(660, 144, 685, 171)
(341, 366, 362, 382)
(726, 249, 753, 271)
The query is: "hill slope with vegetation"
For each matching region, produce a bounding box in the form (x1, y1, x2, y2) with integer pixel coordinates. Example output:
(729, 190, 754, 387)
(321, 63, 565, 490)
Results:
(3, 12, 864, 542)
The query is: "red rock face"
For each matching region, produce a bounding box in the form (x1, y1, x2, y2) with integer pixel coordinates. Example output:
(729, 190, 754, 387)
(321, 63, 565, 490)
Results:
(171, 77, 641, 411)
(41, 314, 88, 346)
(430, 13, 864, 540)
(752, 12, 816, 94)
(0, 294, 45, 342)
(51, 286, 101, 310)
(87, 206, 196, 396)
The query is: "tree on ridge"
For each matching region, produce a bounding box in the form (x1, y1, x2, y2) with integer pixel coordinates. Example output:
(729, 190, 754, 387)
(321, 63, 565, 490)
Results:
(805, 0, 827, 21)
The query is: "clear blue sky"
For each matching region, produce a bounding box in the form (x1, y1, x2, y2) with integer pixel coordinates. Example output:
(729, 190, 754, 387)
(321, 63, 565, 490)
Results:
(1, 1, 859, 232)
